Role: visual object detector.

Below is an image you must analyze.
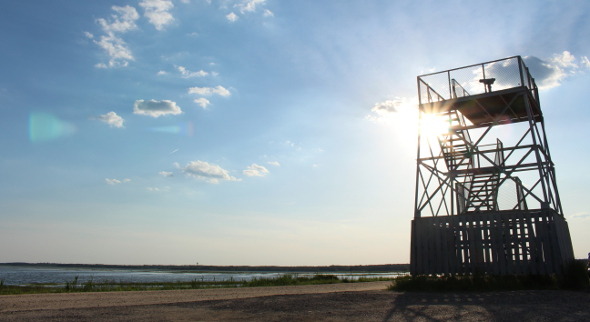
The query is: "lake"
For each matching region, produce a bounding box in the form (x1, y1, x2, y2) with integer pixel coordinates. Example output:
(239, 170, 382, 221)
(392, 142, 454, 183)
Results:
(0, 264, 406, 286)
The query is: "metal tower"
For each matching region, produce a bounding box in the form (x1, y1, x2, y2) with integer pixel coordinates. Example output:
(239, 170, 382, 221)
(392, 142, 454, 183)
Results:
(411, 56, 574, 275)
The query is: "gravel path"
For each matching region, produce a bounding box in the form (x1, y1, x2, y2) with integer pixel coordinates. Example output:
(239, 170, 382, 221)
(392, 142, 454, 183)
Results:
(1, 282, 589, 321)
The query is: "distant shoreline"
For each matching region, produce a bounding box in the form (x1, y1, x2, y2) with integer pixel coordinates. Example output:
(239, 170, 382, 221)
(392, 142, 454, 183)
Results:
(0, 262, 409, 273)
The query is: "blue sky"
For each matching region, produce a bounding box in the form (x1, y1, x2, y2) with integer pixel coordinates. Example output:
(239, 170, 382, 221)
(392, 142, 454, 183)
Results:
(1, 0, 589, 265)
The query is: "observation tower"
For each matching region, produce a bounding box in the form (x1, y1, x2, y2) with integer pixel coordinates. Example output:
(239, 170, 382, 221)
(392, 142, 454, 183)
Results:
(411, 56, 574, 275)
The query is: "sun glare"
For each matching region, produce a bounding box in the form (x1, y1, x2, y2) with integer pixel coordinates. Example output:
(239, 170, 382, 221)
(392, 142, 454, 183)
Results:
(419, 113, 450, 138)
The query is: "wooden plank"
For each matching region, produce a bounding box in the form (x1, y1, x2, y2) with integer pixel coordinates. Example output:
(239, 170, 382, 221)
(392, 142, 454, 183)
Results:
(524, 214, 538, 275)
(535, 214, 549, 275)
(468, 219, 477, 274)
(490, 214, 501, 275)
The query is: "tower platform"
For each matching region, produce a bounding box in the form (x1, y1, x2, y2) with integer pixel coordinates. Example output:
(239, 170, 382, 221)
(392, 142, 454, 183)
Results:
(421, 86, 542, 126)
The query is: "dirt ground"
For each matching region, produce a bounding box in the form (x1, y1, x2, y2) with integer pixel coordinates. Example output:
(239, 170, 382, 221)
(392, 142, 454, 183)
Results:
(1, 281, 589, 321)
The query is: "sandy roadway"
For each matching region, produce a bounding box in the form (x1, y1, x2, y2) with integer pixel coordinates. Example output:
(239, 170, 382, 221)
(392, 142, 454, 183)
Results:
(1, 282, 589, 321)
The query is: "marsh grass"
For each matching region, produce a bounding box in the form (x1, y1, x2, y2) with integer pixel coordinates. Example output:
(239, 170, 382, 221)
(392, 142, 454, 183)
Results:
(244, 274, 340, 287)
(0, 274, 391, 295)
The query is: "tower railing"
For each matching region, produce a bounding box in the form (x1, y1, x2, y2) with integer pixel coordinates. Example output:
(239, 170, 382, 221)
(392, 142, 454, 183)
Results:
(418, 56, 539, 105)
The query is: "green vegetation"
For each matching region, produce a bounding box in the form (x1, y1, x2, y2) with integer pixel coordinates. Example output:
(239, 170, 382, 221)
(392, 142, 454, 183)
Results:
(389, 260, 590, 292)
(244, 274, 341, 287)
(0, 274, 392, 296)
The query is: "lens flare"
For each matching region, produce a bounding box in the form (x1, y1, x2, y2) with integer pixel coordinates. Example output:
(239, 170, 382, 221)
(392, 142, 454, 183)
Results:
(29, 112, 76, 143)
(148, 122, 194, 136)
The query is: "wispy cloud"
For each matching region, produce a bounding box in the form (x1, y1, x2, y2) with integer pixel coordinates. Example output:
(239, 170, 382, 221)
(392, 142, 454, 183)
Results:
(97, 6, 140, 34)
(263, 9, 274, 17)
(236, 0, 269, 14)
(226, 12, 239, 22)
(366, 97, 417, 123)
(147, 186, 170, 192)
(188, 85, 231, 97)
(568, 211, 590, 220)
(243, 163, 269, 177)
(93, 111, 125, 128)
(139, 0, 175, 31)
(105, 178, 131, 185)
(93, 5, 139, 68)
(225, 0, 272, 22)
(524, 51, 590, 90)
(94, 35, 135, 69)
(371, 99, 402, 115)
(133, 99, 182, 117)
(178, 160, 239, 184)
(194, 98, 211, 109)
(177, 66, 208, 78)
(267, 161, 280, 167)
(159, 171, 174, 177)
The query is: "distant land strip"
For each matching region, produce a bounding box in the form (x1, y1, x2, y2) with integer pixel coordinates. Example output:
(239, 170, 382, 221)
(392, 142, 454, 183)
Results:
(0, 262, 409, 273)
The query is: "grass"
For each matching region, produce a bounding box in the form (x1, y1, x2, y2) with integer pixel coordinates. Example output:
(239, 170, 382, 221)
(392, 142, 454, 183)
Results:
(244, 274, 341, 287)
(0, 274, 392, 296)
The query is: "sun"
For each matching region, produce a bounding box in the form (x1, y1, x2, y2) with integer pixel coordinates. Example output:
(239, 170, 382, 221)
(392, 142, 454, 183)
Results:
(419, 112, 450, 139)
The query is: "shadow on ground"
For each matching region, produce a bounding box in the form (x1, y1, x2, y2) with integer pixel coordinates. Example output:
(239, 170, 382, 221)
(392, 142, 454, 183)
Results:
(196, 289, 590, 321)
(3, 289, 590, 321)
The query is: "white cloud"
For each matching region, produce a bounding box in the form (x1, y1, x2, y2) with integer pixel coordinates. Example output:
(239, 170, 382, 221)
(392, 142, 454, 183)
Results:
(177, 66, 208, 78)
(94, 111, 124, 128)
(267, 161, 280, 167)
(226, 0, 271, 22)
(133, 99, 182, 117)
(263, 9, 274, 17)
(157, 70, 167, 75)
(159, 171, 174, 177)
(139, 0, 175, 31)
(94, 33, 134, 68)
(179, 160, 239, 184)
(105, 178, 131, 185)
(367, 96, 417, 123)
(569, 211, 590, 220)
(226, 12, 239, 22)
(371, 99, 402, 115)
(93, 5, 139, 68)
(236, 0, 266, 14)
(147, 186, 170, 192)
(194, 98, 211, 109)
(188, 85, 231, 97)
(84, 32, 94, 39)
(243, 163, 269, 177)
(97, 5, 139, 34)
(524, 51, 590, 90)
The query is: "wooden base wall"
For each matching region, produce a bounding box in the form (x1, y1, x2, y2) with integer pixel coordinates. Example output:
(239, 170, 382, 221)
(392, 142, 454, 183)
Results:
(410, 210, 574, 275)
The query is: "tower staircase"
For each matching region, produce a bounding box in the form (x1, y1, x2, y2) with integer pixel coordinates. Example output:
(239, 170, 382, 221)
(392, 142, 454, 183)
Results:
(438, 110, 503, 213)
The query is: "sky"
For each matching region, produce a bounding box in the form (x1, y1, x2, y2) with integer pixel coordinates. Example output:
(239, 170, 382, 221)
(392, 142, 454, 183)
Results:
(1, 0, 589, 266)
